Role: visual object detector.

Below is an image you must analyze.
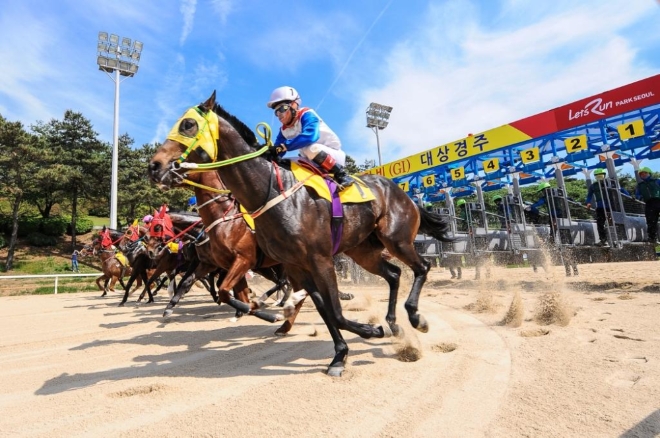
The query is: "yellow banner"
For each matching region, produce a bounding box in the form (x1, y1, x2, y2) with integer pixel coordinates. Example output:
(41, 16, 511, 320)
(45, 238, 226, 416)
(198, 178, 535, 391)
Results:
(364, 124, 532, 179)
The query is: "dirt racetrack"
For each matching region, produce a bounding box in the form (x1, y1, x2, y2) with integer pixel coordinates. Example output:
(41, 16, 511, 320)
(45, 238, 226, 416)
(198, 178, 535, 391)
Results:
(1, 261, 659, 437)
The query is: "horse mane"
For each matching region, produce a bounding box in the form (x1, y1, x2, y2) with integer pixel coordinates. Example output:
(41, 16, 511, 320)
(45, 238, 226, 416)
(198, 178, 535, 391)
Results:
(211, 104, 259, 148)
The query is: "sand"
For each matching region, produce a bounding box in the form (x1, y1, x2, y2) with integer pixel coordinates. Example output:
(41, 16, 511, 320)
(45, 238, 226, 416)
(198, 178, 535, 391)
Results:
(0, 261, 659, 437)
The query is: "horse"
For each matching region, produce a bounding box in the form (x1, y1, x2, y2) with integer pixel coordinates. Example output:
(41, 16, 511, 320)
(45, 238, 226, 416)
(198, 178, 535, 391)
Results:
(148, 92, 451, 376)
(89, 237, 142, 296)
(143, 178, 292, 324)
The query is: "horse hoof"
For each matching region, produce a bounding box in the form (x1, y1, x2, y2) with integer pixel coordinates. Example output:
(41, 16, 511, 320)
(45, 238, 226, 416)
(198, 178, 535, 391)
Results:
(391, 324, 404, 338)
(326, 365, 345, 377)
(101, 293, 107, 297)
(415, 315, 429, 333)
(274, 329, 288, 337)
(274, 313, 284, 322)
(147, 299, 154, 304)
(118, 302, 125, 307)
(339, 291, 354, 301)
(230, 317, 238, 323)
(163, 309, 173, 318)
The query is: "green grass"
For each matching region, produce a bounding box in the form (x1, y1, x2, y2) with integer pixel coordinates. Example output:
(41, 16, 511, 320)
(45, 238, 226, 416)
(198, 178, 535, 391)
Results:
(89, 216, 110, 227)
(8, 257, 99, 275)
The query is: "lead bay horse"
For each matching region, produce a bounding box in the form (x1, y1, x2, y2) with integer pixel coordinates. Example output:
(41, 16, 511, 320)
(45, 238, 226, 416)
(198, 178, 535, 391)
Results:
(148, 92, 451, 376)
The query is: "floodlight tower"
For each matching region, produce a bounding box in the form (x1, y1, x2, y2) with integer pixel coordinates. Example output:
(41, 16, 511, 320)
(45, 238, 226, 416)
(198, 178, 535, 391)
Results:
(96, 32, 143, 230)
(366, 102, 393, 167)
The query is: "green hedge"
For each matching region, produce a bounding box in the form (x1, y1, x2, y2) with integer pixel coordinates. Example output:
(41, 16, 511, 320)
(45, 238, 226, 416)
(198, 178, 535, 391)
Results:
(41, 216, 68, 236)
(0, 234, 5, 248)
(66, 217, 94, 235)
(0, 215, 94, 237)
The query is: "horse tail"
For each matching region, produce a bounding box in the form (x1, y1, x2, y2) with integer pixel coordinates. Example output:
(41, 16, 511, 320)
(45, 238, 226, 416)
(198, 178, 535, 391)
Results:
(417, 206, 453, 242)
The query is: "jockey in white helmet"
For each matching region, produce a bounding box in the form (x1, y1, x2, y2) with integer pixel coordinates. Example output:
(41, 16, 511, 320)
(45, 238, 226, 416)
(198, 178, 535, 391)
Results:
(267, 86, 354, 189)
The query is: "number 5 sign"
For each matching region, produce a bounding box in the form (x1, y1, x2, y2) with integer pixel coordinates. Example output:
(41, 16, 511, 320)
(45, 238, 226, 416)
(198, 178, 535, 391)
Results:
(422, 174, 436, 187)
(451, 166, 465, 180)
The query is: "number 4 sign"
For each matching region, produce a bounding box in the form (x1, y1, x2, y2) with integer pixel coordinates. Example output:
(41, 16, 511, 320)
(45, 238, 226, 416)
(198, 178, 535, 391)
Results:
(483, 158, 499, 173)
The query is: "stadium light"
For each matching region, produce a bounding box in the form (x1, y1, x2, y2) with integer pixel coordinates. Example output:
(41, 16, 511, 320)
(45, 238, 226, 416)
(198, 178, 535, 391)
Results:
(96, 31, 143, 230)
(366, 102, 393, 167)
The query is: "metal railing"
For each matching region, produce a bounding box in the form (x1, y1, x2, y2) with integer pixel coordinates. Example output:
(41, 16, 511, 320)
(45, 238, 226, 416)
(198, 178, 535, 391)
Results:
(0, 273, 100, 294)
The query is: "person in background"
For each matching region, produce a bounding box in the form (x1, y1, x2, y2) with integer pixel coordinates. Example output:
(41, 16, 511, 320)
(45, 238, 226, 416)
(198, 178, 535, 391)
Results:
(266, 86, 354, 189)
(586, 168, 630, 247)
(455, 199, 468, 231)
(449, 265, 462, 280)
(71, 249, 80, 273)
(635, 166, 660, 244)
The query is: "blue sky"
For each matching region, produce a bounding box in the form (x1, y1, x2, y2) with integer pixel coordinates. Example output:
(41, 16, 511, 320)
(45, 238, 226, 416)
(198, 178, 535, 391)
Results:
(1, 0, 660, 173)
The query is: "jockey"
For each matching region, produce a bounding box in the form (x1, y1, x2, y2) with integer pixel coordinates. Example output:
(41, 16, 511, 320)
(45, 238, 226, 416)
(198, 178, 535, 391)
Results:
(100, 225, 113, 249)
(266, 86, 354, 190)
(126, 219, 140, 242)
(142, 214, 153, 225)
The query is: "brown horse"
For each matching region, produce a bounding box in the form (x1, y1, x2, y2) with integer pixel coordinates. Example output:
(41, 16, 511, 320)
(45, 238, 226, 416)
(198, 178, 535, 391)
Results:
(144, 176, 291, 324)
(89, 238, 142, 296)
(148, 93, 451, 376)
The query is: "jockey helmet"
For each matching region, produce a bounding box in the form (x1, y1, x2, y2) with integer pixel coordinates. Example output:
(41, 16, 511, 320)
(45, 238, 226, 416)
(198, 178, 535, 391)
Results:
(493, 194, 503, 202)
(536, 182, 551, 192)
(267, 86, 301, 108)
(639, 166, 652, 174)
(142, 214, 153, 224)
(456, 199, 466, 207)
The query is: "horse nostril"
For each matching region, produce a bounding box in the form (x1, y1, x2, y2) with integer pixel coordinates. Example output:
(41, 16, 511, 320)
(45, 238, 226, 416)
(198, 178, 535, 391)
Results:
(149, 161, 161, 173)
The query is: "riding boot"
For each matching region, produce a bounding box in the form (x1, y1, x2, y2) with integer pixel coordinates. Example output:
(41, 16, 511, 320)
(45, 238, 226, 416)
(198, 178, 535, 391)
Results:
(312, 151, 354, 190)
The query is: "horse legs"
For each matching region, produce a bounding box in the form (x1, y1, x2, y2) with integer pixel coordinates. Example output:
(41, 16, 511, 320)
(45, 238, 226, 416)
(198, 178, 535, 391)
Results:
(376, 235, 431, 333)
(119, 270, 140, 306)
(286, 265, 357, 377)
(345, 240, 403, 336)
(216, 258, 283, 323)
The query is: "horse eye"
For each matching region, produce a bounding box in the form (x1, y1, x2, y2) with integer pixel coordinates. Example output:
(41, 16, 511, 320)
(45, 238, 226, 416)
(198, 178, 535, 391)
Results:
(179, 118, 198, 137)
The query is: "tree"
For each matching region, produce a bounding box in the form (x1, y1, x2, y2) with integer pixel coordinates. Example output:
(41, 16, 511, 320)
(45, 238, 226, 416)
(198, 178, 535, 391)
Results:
(344, 155, 360, 175)
(32, 111, 108, 250)
(0, 116, 43, 270)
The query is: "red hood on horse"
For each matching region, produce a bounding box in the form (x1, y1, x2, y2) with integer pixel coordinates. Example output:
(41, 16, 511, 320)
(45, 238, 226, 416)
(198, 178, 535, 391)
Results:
(149, 204, 175, 241)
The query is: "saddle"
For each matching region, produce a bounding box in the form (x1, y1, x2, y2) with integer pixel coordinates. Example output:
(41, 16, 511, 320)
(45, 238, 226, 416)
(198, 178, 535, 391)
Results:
(115, 251, 128, 267)
(289, 159, 375, 203)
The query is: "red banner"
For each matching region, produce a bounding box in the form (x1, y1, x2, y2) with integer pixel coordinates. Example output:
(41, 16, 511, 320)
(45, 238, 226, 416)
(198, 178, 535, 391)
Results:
(553, 74, 660, 131)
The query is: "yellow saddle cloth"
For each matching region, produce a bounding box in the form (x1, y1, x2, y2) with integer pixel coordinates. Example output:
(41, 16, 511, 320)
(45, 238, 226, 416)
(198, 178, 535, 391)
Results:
(115, 251, 128, 266)
(290, 161, 375, 203)
(167, 241, 180, 253)
(237, 162, 375, 231)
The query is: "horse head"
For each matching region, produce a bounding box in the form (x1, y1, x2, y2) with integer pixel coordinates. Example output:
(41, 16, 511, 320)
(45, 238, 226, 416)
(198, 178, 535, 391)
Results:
(148, 91, 259, 190)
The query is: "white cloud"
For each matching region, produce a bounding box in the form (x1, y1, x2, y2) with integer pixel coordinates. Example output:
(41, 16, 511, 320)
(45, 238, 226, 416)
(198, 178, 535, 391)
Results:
(344, 0, 659, 166)
(180, 0, 198, 46)
(210, 0, 233, 25)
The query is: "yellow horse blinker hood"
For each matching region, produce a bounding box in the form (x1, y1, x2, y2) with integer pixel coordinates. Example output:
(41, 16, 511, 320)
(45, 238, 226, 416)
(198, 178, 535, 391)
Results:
(167, 106, 220, 162)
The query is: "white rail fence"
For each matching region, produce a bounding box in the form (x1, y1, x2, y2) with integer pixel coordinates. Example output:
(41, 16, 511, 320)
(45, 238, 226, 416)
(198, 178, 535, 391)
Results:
(0, 273, 100, 294)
